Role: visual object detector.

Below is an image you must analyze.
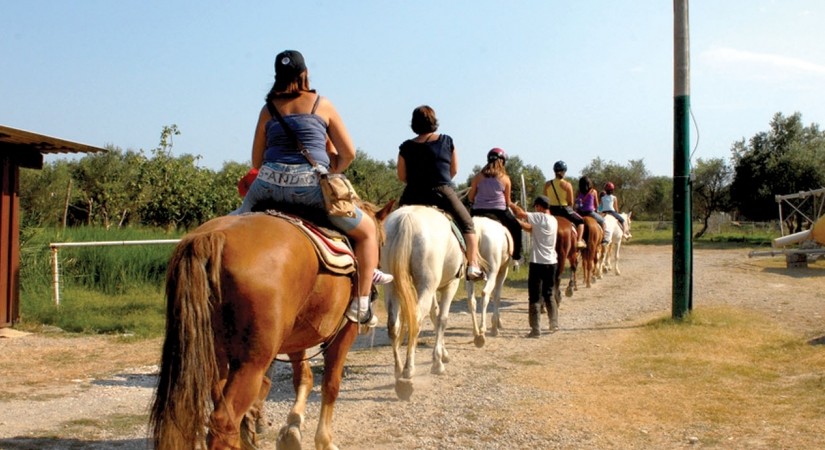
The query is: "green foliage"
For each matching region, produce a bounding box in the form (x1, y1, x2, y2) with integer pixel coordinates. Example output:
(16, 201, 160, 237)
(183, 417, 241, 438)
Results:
(18, 226, 177, 337)
(20, 286, 166, 337)
(730, 112, 825, 221)
(581, 157, 650, 213)
(345, 150, 404, 205)
(692, 158, 732, 238)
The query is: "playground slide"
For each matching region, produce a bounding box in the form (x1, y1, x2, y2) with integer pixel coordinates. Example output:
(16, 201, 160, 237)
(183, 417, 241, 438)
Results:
(774, 215, 825, 247)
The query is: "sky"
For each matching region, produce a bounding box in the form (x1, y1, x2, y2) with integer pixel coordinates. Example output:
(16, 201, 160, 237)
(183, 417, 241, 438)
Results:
(4, 1, 825, 183)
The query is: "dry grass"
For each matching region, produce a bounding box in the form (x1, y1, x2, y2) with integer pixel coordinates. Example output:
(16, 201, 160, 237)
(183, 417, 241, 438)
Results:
(566, 307, 824, 447)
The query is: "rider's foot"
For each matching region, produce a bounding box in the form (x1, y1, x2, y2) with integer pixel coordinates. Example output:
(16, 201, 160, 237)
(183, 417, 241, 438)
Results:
(466, 265, 484, 281)
(372, 269, 394, 285)
(576, 239, 587, 249)
(345, 296, 377, 328)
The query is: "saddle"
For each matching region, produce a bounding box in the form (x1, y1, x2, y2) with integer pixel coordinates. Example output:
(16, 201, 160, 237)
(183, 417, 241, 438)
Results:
(252, 205, 356, 276)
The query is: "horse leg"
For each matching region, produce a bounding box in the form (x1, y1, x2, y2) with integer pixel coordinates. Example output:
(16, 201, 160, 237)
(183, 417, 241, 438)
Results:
(466, 279, 486, 348)
(276, 352, 312, 450)
(566, 257, 577, 297)
(208, 361, 271, 450)
(314, 322, 358, 450)
(491, 272, 506, 333)
(614, 241, 622, 276)
(246, 369, 272, 440)
(481, 277, 494, 338)
(431, 281, 459, 375)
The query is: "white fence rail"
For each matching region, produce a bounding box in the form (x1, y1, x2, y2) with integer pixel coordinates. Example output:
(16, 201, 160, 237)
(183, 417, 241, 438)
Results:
(49, 239, 181, 305)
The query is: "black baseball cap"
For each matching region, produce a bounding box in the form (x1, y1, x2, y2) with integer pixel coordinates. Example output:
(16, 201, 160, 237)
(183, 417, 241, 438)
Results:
(533, 195, 551, 209)
(275, 50, 307, 77)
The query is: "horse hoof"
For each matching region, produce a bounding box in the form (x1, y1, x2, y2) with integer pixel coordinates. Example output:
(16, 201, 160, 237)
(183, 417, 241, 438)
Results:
(565, 287, 574, 297)
(490, 327, 499, 337)
(431, 363, 446, 375)
(395, 378, 414, 401)
(474, 334, 486, 347)
(277, 424, 302, 450)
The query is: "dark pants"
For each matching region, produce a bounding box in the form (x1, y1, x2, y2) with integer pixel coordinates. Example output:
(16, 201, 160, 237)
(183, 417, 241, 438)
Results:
(549, 205, 584, 226)
(400, 184, 475, 234)
(471, 208, 523, 260)
(528, 262, 557, 305)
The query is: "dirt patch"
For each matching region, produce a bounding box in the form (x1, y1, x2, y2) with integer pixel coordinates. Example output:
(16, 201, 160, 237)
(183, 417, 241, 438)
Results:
(0, 245, 823, 449)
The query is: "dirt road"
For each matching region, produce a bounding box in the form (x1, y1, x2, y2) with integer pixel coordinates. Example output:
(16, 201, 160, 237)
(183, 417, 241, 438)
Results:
(0, 245, 822, 449)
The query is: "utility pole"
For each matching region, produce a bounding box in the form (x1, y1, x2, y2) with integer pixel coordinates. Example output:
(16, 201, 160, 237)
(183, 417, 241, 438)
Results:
(673, 0, 692, 318)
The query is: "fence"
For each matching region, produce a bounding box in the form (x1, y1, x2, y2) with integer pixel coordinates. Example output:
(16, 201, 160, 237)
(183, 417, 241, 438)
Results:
(49, 239, 180, 305)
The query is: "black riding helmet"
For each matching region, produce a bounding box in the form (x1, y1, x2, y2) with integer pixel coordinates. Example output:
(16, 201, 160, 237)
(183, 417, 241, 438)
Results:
(553, 160, 567, 173)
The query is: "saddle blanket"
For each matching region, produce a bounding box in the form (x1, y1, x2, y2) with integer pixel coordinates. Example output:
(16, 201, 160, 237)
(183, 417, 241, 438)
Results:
(263, 210, 356, 276)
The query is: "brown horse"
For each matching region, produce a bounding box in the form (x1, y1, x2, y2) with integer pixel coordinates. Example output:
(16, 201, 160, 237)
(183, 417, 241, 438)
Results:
(149, 204, 391, 450)
(553, 216, 579, 302)
(580, 216, 604, 288)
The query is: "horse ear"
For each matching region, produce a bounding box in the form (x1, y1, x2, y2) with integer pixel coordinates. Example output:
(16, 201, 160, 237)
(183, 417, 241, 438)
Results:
(627, 211, 633, 220)
(376, 199, 396, 222)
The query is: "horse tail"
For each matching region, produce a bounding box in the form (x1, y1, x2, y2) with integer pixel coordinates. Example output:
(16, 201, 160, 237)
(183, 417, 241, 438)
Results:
(385, 212, 420, 344)
(150, 232, 224, 450)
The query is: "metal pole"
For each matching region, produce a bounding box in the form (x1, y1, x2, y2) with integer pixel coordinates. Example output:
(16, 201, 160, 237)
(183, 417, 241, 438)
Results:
(673, 0, 692, 318)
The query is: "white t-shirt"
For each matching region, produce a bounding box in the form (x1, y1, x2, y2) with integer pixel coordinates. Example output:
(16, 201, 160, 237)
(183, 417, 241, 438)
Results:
(526, 212, 558, 265)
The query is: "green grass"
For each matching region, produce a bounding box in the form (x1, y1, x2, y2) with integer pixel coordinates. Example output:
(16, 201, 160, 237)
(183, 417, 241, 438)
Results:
(19, 226, 179, 338)
(628, 220, 778, 247)
(15, 222, 782, 338)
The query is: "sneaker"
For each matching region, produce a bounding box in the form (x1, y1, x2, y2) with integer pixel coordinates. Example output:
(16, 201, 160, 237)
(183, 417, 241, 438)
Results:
(372, 269, 394, 285)
(345, 296, 377, 326)
(466, 265, 484, 281)
(576, 239, 587, 249)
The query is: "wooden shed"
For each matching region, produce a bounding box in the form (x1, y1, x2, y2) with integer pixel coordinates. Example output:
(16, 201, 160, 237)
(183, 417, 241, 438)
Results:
(1, 125, 106, 328)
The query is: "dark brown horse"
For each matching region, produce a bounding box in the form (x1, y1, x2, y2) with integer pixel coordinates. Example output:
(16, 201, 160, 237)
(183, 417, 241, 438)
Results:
(554, 216, 579, 302)
(149, 204, 391, 450)
(580, 216, 604, 288)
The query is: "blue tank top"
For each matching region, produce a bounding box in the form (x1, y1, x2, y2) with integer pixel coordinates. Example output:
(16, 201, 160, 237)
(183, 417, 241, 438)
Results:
(474, 176, 506, 210)
(262, 96, 331, 168)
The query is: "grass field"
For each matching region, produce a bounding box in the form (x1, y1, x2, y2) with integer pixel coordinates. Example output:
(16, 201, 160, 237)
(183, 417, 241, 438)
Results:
(15, 221, 785, 338)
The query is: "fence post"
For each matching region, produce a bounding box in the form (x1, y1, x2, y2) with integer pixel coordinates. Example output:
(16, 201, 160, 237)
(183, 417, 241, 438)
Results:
(50, 245, 60, 306)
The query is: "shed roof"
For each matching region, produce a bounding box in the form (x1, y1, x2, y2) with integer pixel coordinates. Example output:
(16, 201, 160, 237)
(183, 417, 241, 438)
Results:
(0, 124, 107, 169)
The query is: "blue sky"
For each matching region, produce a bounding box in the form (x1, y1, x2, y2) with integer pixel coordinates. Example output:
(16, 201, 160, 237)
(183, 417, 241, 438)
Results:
(4, 1, 825, 182)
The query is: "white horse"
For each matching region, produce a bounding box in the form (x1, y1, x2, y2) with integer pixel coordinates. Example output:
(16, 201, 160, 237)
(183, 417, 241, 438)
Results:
(466, 216, 512, 347)
(382, 205, 465, 400)
(599, 212, 631, 276)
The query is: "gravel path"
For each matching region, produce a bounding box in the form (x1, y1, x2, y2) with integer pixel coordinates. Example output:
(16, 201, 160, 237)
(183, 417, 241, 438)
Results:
(0, 244, 822, 449)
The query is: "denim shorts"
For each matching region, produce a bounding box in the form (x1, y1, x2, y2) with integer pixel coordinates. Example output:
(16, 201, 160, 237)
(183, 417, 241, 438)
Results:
(233, 161, 362, 232)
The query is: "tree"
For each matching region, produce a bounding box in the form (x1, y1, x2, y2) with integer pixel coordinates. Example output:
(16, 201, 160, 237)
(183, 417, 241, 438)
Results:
(730, 112, 825, 221)
(581, 158, 650, 214)
(345, 150, 403, 205)
(692, 158, 732, 238)
(18, 161, 75, 228)
(639, 176, 673, 221)
(68, 146, 143, 228)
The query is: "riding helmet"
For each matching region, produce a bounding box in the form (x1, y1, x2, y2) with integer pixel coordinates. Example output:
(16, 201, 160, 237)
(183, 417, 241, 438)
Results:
(553, 160, 567, 173)
(604, 182, 615, 191)
(487, 147, 507, 163)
